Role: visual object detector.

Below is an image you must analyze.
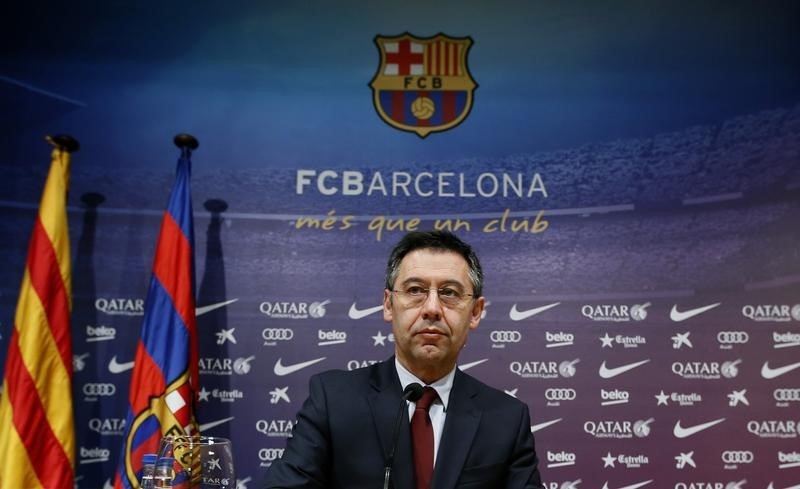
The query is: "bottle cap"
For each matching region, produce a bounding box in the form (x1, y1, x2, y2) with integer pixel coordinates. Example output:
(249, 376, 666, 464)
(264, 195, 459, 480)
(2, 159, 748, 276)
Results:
(143, 454, 158, 465)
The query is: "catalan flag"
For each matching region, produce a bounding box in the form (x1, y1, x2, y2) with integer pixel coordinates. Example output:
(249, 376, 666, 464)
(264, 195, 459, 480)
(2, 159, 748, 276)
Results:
(0, 137, 77, 489)
(115, 136, 200, 489)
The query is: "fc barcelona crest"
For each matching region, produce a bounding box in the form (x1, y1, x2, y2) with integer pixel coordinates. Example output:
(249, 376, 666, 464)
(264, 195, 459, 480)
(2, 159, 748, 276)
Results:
(370, 33, 477, 137)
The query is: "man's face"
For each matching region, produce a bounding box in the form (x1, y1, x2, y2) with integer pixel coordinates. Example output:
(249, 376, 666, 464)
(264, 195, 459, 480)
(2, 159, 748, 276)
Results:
(383, 248, 484, 380)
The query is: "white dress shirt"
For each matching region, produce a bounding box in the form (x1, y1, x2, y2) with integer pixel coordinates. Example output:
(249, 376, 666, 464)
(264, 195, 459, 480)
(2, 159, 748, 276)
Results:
(395, 359, 456, 466)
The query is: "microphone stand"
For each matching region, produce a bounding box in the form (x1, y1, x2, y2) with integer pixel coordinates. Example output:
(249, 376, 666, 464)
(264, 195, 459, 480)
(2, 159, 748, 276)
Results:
(383, 383, 423, 489)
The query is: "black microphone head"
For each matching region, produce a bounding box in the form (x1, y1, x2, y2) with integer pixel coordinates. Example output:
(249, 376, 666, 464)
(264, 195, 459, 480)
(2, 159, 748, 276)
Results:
(403, 382, 424, 402)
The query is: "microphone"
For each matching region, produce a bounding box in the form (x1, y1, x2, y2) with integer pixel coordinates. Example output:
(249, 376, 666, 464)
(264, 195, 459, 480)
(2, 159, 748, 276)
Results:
(383, 382, 424, 489)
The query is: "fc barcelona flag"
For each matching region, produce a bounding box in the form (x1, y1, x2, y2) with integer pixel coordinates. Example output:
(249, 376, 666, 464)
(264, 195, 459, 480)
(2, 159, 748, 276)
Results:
(0, 136, 77, 489)
(115, 136, 200, 489)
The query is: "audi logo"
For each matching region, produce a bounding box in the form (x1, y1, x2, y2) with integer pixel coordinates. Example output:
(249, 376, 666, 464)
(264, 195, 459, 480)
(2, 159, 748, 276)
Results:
(258, 448, 284, 461)
(490, 331, 522, 343)
(262, 328, 294, 341)
(717, 331, 749, 344)
(545, 388, 577, 401)
(82, 383, 116, 396)
(775, 388, 800, 402)
(721, 450, 754, 464)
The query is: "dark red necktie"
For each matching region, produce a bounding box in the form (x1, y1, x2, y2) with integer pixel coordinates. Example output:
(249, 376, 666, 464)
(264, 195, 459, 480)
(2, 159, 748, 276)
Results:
(411, 386, 438, 489)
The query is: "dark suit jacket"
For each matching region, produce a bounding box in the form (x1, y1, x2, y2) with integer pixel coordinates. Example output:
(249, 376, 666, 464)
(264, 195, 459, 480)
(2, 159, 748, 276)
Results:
(263, 357, 544, 489)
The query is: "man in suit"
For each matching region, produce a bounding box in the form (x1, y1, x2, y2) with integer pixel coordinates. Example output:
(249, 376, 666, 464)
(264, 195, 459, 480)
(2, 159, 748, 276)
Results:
(263, 230, 544, 488)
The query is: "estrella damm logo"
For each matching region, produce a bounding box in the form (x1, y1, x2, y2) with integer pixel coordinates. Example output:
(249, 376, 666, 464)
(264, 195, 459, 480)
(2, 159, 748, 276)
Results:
(370, 32, 477, 137)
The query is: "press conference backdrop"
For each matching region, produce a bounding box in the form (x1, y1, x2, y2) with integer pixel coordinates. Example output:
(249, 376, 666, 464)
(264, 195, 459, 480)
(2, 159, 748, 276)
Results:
(2, 1, 800, 488)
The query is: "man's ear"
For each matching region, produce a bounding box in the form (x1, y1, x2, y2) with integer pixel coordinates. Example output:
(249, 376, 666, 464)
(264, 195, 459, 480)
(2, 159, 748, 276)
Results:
(383, 289, 393, 323)
(469, 296, 485, 330)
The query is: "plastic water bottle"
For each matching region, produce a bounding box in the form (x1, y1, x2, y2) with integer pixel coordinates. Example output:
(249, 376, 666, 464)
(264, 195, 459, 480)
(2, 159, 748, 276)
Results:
(140, 453, 157, 489)
(153, 457, 174, 489)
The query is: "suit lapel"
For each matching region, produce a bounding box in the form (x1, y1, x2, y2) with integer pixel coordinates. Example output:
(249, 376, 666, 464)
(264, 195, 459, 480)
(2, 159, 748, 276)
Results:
(431, 370, 481, 489)
(367, 358, 415, 489)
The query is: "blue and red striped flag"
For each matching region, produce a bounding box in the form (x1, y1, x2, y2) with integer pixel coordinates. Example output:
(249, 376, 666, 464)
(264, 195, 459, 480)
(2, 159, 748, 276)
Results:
(115, 142, 199, 489)
(0, 138, 76, 489)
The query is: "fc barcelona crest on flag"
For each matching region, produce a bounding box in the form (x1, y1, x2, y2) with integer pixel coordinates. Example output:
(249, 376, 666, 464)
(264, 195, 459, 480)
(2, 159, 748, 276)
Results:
(370, 33, 477, 137)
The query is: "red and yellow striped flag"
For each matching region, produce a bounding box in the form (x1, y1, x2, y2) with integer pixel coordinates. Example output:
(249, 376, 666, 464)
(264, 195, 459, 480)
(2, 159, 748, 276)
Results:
(0, 137, 77, 489)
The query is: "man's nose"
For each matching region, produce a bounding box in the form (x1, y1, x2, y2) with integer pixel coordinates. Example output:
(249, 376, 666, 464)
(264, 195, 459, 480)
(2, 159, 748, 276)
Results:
(420, 288, 443, 320)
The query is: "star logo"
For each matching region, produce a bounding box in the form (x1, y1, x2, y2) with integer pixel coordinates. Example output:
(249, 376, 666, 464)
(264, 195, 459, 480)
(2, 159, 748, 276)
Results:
(599, 333, 614, 348)
(671, 332, 692, 349)
(602, 452, 616, 467)
(269, 386, 290, 404)
(655, 390, 670, 406)
(198, 387, 211, 402)
(727, 389, 749, 407)
(372, 331, 387, 346)
(675, 451, 696, 469)
(215, 327, 237, 345)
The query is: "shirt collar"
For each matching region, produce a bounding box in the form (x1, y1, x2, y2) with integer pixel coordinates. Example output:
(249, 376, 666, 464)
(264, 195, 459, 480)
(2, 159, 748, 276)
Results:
(395, 358, 455, 412)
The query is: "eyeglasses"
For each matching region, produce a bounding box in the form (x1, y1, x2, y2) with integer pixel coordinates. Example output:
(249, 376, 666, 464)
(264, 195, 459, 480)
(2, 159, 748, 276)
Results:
(392, 286, 474, 308)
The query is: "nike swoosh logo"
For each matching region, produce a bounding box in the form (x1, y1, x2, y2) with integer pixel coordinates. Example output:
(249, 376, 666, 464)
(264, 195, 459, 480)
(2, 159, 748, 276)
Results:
(274, 357, 327, 376)
(768, 483, 800, 489)
(199, 416, 235, 432)
(601, 481, 653, 489)
(108, 356, 135, 374)
(196, 298, 239, 317)
(531, 418, 562, 432)
(103, 479, 114, 489)
(458, 358, 488, 371)
(762, 360, 800, 379)
(599, 359, 650, 379)
(348, 303, 383, 320)
(673, 418, 726, 438)
(509, 302, 561, 321)
(669, 302, 720, 322)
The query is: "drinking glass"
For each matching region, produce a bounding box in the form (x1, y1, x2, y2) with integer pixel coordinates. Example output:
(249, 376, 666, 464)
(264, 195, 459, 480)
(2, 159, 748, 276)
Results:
(155, 435, 235, 488)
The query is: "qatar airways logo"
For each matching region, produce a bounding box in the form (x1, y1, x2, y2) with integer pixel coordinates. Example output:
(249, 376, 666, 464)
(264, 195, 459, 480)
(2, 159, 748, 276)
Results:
(671, 360, 741, 380)
(583, 418, 654, 439)
(88, 418, 126, 436)
(347, 360, 380, 370)
(674, 482, 746, 489)
(256, 419, 296, 438)
(742, 304, 800, 322)
(198, 356, 255, 376)
(746, 420, 798, 439)
(94, 297, 144, 316)
(581, 303, 650, 322)
(510, 359, 579, 379)
(259, 299, 329, 319)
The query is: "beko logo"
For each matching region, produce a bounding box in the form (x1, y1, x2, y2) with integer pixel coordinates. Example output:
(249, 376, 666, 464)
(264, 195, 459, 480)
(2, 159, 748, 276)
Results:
(259, 300, 330, 319)
(94, 298, 144, 316)
(773, 331, 800, 348)
(545, 332, 574, 348)
(721, 450, 754, 465)
(544, 482, 582, 489)
(716, 331, 749, 348)
(774, 388, 800, 404)
(262, 328, 294, 345)
(88, 418, 126, 436)
(490, 330, 522, 344)
(318, 329, 347, 346)
(258, 448, 285, 466)
(583, 419, 653, 439)
(256, 419, 296, 437)
(778, 451, 800, 469)
(601, 389, 630, 406)
(581, 303, 650, 322)
(86, 325, 116, 342)
(79, 447, 111, 464)
(742, 304, 800, 322)
(83, 383, 116, 398)
(746, 420, 798, 438)
(671, 360, 741, 379)
(510, 360, 579, 379)
(545, 388, 577, 401)
(546, 451, 576, 468)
